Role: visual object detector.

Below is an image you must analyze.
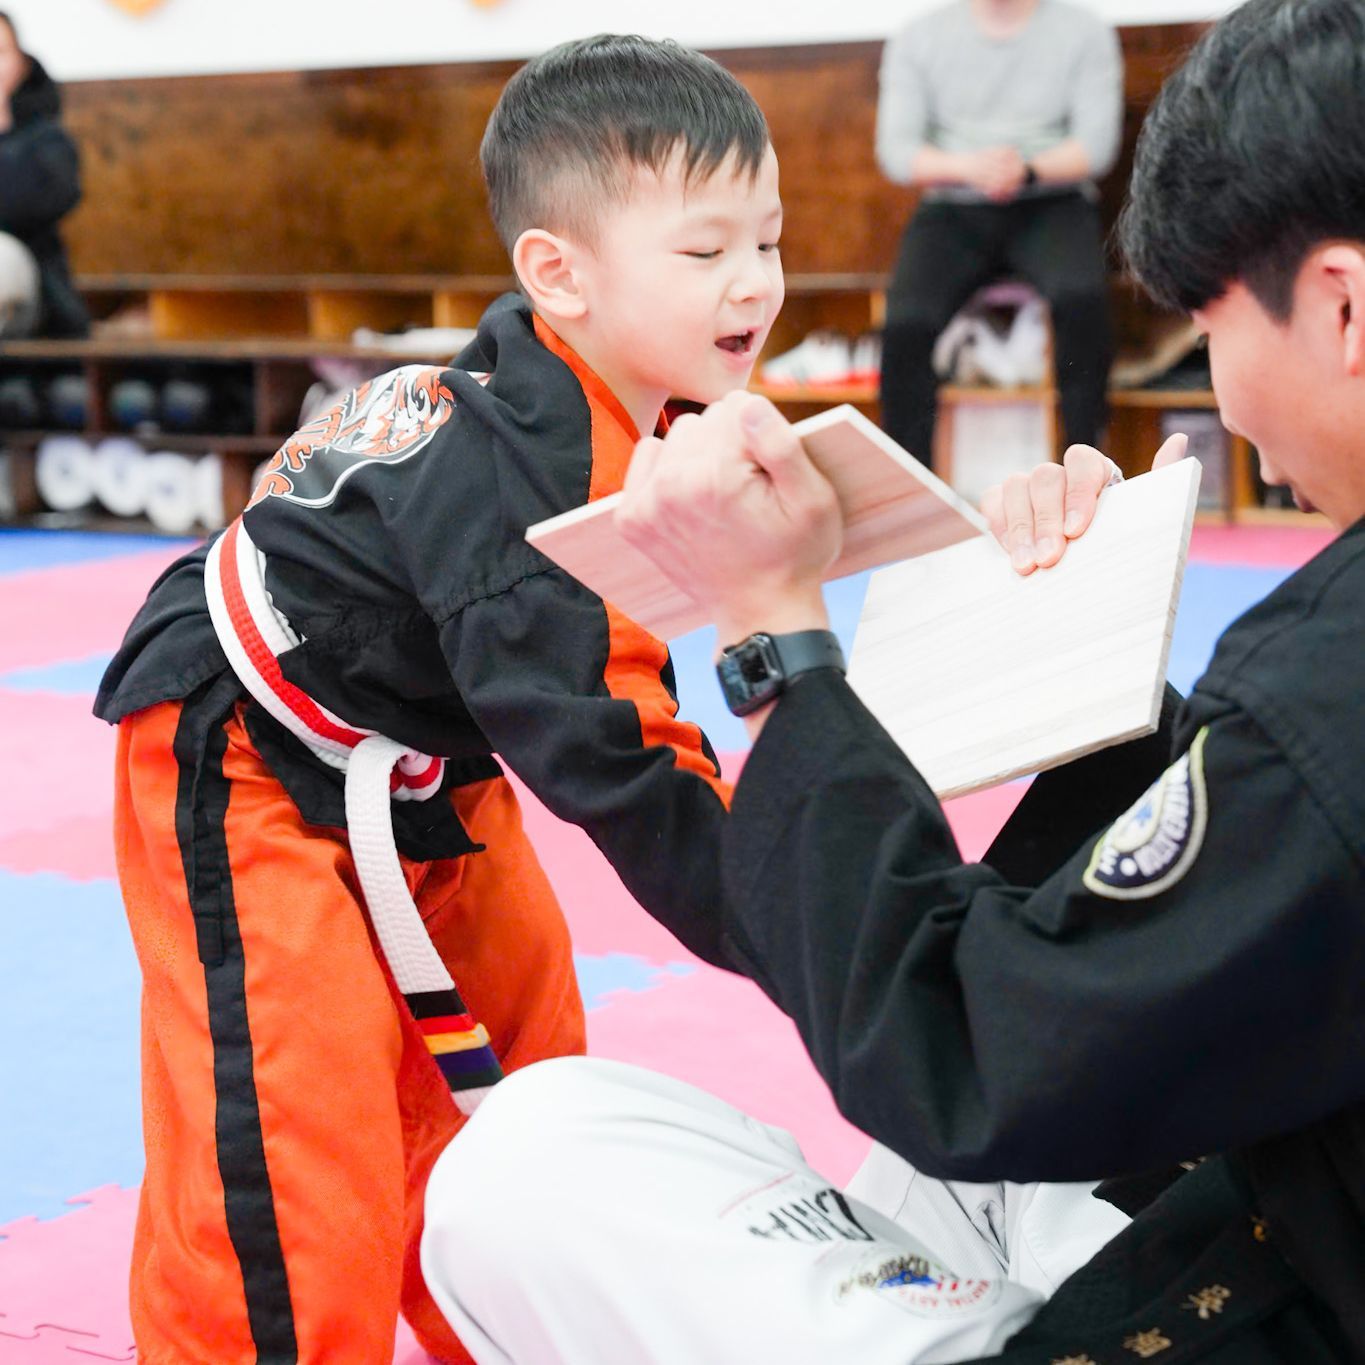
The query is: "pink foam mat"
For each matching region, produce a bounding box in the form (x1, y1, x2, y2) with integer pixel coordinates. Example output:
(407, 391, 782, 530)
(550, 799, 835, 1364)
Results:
(0, 814, 115, 882)
(0, 693, 117, 839)
(1188, 522, 1335, 566)
(0, 1187, 138, 1361)
(0, 551, 182, 676)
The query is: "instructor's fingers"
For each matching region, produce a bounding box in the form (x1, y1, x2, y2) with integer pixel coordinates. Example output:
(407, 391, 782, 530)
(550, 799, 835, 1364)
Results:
(1027, 461, 1068, 568)
(1000, 473, 1038, 575)
(979, 482, 1006, 545)
(739, 395, 840, 529)
(1152, 431, 1189, 471)
(737, 396, 805, 481)
(1060, 444, 1112, 541)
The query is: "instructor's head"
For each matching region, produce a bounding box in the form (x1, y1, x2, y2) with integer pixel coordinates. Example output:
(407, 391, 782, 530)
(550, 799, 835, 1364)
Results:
(1120, 0, 1365, 527)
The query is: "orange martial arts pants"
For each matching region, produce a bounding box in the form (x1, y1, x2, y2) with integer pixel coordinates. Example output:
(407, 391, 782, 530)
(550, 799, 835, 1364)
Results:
(114, 698, 586, 1363)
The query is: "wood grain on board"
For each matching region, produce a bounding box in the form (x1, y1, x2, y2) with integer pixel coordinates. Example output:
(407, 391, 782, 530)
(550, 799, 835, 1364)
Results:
(525, 404, 988, 642)
(847, 457, 1201, 799)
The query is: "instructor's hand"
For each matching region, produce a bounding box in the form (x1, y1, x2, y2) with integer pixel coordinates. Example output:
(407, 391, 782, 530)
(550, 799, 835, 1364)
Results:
(616, 392, 842, 646)
(980, 433, 1189, 576)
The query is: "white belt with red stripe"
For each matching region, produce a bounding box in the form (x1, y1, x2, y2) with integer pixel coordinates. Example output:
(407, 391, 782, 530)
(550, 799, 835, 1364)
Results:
(203, 518, 457, 1000)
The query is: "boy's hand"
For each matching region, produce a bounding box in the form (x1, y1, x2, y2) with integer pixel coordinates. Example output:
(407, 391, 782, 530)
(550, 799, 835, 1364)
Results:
(980, 433, 1189, 576)
(617, 392, 842, 647)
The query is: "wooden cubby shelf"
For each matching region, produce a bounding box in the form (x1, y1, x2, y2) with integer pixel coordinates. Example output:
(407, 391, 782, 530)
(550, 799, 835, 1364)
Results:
(0, 270, 1320, 530)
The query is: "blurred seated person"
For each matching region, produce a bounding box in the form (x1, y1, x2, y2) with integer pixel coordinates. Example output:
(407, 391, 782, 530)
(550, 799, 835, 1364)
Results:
(876, 0, 1121, 467)
(0, 10, 88, 339)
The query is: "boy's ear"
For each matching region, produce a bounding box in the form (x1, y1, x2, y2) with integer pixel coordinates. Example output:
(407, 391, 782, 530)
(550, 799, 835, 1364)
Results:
(513, 229, 588, 322)
(1318, 243, 1365, 378)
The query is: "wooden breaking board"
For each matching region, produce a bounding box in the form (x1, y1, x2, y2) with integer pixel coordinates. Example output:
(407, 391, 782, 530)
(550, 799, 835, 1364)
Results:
(526, 404, 989, 642)
(847, 456, 1201, 798)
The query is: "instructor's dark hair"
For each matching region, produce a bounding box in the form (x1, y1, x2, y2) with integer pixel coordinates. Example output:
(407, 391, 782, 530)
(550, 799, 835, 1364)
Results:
(1120, 0, 1365, 319)
(481, 34, 770, 252)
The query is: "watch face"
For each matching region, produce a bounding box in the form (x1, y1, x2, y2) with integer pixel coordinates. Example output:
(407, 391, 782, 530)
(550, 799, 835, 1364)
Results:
(718, 635, 783, 716)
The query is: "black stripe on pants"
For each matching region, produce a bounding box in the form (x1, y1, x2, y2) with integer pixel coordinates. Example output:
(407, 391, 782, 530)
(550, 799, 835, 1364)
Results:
(173, 688, 299, 1362)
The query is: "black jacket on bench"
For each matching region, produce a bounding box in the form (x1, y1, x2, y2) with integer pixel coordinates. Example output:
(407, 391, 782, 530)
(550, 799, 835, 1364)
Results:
(0, 56, 88, 339)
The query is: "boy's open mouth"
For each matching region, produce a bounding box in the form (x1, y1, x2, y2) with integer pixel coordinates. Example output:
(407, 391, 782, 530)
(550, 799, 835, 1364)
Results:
(716, 330, 756, 355)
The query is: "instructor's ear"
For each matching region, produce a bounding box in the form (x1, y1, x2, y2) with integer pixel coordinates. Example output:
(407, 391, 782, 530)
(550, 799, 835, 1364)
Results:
(513, 229, 587, 323)
(1319, 244, 1365, 378)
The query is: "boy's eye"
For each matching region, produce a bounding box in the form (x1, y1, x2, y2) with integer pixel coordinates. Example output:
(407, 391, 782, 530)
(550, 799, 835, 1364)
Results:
(682, 250, 722, 260)
(759, 242, 781, 254)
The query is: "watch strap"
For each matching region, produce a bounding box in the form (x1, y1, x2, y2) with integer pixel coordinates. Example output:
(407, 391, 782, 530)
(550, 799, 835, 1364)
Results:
(765, 629, 846, 682)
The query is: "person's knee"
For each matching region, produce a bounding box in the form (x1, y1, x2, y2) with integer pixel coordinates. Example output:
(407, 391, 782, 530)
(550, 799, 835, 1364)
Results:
(425, 1055, 714, 1242)
(423, 1057, 643, 1306)
(427, 1059, 622, 1213)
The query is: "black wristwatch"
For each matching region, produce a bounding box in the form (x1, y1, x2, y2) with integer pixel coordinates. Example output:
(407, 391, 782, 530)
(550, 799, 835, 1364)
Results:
(716, 630, 846, 716)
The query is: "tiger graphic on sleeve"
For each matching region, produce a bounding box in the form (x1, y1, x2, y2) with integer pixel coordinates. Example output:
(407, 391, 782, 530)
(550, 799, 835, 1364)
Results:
(250, 366, 458, 508)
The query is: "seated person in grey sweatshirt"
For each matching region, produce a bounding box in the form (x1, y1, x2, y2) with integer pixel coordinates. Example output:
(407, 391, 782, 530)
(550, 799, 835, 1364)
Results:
(876, 0, 1122, 468)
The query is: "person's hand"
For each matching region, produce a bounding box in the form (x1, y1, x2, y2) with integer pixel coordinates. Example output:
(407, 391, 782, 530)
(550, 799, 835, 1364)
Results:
(616, 392, 842, 647)
(963, 146, 1027, 202)
(980, 432, 1189, 576)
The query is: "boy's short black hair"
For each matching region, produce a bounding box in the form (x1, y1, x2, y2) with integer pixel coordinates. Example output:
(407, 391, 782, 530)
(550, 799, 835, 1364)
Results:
(481, 34, 770, 252)
(1121, 0, 1365, 319)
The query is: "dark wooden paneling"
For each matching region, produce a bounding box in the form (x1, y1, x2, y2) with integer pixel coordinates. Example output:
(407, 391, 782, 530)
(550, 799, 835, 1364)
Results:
(59, 26, 1207, 281)
(64, 61, 514, 276)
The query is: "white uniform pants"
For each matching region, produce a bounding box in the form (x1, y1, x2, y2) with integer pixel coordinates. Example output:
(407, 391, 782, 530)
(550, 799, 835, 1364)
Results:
(421, 1058, 1128, 1364)
(0, 232, 39, 338)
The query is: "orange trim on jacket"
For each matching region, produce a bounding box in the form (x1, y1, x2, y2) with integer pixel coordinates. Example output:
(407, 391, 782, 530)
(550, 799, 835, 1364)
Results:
(533, 315, 732, 806)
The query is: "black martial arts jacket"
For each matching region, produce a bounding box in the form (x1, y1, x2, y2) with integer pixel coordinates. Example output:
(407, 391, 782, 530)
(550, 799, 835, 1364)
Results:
(0, 56, 87, 338)
(96, 296, 733, 966)
(720, 518, 1365, 1357)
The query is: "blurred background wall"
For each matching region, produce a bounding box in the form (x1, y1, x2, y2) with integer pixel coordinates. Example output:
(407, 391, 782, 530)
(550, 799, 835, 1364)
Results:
(8, 0, 1239, 81)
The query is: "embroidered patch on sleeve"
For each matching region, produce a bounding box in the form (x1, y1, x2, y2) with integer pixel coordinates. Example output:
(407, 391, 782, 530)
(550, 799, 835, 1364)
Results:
(1083, 728, 1209, 901)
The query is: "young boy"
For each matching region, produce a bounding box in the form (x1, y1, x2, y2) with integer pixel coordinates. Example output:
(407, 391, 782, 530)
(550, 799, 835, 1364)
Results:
(420, 2, 1365, 1361)
(95, 35, 782, 1363)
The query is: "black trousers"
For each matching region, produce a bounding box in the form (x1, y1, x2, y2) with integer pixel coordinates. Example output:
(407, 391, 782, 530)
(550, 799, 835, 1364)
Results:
(880, 190, 1113, 467)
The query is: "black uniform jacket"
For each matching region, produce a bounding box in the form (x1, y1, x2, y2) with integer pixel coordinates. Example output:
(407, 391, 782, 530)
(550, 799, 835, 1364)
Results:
(721, 519, 1365, 1350)
(0, 57, 88, 338)
(96, 296, 733, 966)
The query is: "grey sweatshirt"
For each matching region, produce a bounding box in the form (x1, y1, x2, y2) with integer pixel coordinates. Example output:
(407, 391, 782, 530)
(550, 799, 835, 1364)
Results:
(876, 0, 1123, 202)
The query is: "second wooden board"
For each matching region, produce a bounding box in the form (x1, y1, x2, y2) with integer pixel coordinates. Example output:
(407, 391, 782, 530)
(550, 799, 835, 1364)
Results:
(526, 404, 988, 640)
(847, 457, 1202, 800)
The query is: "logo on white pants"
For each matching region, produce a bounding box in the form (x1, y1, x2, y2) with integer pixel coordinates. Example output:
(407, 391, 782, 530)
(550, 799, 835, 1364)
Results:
(838, 1249, 1003, 1318)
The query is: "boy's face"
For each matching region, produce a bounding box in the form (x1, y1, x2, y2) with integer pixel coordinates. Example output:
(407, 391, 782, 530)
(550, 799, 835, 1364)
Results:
(1194, 253, 1365, 529)
(571, 144, 784, 421)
